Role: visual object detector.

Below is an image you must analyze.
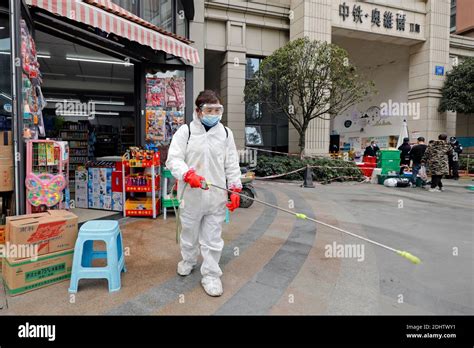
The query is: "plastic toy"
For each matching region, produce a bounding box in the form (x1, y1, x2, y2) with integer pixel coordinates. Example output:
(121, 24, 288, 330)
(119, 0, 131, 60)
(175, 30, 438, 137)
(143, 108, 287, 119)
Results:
(25, 173, 67, 207)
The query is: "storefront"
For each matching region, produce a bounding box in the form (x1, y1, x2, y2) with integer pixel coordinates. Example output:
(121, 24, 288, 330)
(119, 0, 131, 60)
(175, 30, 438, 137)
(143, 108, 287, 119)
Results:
(2, 0, 199, 216)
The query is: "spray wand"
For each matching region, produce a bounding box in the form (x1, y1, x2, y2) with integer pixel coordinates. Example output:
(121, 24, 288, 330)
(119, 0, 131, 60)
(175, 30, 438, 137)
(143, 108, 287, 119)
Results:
(202, 181, 421, 265)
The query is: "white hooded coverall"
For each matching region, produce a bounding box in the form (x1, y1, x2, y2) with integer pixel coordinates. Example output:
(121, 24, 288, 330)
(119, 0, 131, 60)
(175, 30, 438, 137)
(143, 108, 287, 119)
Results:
(165, 112, 242, 278)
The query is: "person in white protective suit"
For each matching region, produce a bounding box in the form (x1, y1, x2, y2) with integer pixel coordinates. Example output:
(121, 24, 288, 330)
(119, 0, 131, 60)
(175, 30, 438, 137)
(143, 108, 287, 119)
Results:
(165, 90, 242, 297)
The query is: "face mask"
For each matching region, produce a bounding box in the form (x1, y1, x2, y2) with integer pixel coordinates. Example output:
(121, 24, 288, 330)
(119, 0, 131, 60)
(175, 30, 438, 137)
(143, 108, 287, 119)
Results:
(201, 114, 222, 127)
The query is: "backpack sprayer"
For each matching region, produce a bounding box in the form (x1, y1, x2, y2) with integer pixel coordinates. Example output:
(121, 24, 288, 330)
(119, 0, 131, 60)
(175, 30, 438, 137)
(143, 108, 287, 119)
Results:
(198, 181, 421, 265)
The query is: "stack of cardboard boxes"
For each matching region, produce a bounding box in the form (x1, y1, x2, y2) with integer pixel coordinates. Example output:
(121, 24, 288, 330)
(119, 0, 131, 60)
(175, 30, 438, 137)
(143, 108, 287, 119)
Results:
(1, 210, 78, 296)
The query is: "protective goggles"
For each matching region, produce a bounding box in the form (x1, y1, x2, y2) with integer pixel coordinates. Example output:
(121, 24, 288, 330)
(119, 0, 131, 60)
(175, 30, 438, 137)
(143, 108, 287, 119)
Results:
(199, 104, 224, 115)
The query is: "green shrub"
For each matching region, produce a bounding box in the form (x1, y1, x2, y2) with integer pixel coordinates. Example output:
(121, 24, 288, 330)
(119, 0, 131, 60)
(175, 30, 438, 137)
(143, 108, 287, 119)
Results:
(459, 156, 474, 174)
(255, 155, 364, 182)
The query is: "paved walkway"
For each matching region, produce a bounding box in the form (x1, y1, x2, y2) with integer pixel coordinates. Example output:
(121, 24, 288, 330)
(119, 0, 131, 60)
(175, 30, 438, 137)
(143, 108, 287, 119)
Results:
(1, 179, 472, 315)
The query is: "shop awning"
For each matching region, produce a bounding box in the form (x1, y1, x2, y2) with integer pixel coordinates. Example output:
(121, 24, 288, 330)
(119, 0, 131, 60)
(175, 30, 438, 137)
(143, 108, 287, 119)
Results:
(25, 0, 200, 64)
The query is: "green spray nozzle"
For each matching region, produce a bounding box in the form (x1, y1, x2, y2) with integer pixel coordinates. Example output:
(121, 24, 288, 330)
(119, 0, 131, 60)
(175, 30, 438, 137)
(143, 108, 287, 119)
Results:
(397, 251, 421, 264)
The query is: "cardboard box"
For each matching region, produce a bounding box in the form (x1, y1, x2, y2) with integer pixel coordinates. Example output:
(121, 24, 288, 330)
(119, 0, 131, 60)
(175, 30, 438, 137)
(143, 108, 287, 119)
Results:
(112, 192, 123, 212)
(0, 164, 13, 191)
(75, 170, 88, 208)
(0, 131, 12, 146)
(0, 145, 13, 160)
(75, 195, 88, 209)
(0, 225, 5, 243)
(5, 210, 78, 261)
(102, 195, 112, 210)
(2, 248, 73, 296)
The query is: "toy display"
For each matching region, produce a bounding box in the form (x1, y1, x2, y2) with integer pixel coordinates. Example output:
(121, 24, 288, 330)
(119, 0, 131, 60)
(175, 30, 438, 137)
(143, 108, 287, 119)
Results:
(26, 140, 69, 213)
(25, 173, 67, 207)
(165, 77, 184, 108)
(122, 147, 161, 218)
(145, 109, 166, 142)
(20, 20, 46, 140)
(165, 110, 185, 140)
(145, 72, 185, 147)
(125, 174, 160, 192)
(146, 77, 166, 107)
(122, 147, 160, 168)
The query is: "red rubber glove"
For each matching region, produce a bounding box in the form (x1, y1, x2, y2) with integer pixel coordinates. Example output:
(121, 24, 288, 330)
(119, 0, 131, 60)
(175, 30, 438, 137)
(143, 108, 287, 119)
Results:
(183, 169, 206, 188)
(226, 188, 241, 212)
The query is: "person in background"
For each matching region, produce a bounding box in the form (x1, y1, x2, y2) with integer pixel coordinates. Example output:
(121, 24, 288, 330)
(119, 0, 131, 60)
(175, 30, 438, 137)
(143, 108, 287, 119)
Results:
(363, 140, 380, 157)
(424, 140, 435, 186)
(448, 136, 463, 180)
(409, 137, 428, 187)
(421, 134, 453, 192)
(398, 137, 411, 175)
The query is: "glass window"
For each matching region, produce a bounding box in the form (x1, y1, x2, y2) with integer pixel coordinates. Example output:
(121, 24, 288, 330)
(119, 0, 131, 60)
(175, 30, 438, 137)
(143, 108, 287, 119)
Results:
(245, 56, 288, 150)
(450, 0, 456, 32)
(246, 58, 260, 79)
(175, 0, 187, 38)
(110, 0, 139, 15)
(245, 57, 262, 122)
(142, 0, 173, 32)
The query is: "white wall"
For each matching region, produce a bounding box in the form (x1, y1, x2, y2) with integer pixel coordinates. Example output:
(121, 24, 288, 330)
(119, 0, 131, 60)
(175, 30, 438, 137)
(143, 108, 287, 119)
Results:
(331, 36, 411, 151)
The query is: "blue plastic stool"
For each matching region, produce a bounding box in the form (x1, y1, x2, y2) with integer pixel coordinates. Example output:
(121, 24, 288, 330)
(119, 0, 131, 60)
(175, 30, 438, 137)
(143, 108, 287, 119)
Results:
(69, 220, 126, 293)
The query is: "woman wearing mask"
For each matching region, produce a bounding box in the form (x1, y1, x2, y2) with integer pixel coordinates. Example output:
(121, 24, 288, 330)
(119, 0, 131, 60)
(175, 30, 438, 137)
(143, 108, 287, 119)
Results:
(166, 90, 242, 297)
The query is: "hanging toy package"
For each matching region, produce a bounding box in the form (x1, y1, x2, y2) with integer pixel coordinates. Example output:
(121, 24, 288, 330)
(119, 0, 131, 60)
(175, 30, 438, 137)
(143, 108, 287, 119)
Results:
(20, 19, 46, 140)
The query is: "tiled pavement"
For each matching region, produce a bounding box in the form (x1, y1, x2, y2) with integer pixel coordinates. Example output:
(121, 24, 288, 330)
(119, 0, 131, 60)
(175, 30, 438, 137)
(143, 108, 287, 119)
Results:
(1, 179, 472, 315)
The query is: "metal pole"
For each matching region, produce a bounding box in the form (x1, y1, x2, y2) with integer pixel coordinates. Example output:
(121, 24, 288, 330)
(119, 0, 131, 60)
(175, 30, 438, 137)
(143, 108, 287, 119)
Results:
(9, 0, 24, 215)
(467, 154, 470, 176)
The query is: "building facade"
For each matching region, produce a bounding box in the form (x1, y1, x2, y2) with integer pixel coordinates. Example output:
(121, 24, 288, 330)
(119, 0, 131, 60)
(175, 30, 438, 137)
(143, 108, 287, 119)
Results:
(191, 0, 474, 154)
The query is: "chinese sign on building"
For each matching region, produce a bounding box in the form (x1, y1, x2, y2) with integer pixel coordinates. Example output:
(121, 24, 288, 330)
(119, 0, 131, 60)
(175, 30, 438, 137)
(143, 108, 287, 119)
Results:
(337, 1, 422, 34)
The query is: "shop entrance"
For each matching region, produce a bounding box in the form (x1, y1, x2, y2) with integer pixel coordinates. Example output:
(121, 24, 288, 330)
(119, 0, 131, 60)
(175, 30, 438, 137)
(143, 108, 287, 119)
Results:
(33, 30, 137, 218)
(36, 30, 137, 158)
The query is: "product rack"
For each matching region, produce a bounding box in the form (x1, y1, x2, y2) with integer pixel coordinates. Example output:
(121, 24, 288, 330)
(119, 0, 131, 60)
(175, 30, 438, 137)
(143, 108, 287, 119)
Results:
(122, 150, 160, 218)
(60, 122, 90, 195)
(26, 139, 69, 213)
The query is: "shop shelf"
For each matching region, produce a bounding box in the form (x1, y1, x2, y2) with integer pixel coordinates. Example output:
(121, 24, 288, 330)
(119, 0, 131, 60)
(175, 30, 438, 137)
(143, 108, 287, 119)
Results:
(125, 209, 155, 217)
(61, 138, 88, 141)
(162, 198, 180, 208)
(125, 185, 160, 193)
